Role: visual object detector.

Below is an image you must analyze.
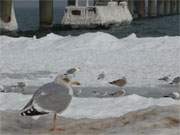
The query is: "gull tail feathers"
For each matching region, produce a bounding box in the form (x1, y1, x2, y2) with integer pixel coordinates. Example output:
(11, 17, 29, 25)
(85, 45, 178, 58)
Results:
(20, 106, 48, 116)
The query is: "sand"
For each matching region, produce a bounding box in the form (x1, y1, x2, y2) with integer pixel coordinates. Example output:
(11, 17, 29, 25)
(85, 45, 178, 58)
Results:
(0, 105, 180, 135)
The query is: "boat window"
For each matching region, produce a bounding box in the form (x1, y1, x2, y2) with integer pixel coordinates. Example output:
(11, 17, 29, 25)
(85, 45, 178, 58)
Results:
(71, 10, 81, 15)
(88, 7, 96, 14)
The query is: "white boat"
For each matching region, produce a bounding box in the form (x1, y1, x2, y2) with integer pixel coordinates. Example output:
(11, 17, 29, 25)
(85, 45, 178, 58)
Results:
(61, 0, 133, 28)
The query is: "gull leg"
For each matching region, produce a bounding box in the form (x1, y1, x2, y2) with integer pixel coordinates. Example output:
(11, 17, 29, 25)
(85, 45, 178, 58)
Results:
(50, 113, 64, 132)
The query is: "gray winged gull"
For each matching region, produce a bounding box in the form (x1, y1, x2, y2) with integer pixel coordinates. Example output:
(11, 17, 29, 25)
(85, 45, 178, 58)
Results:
(20, 74, 80, 131)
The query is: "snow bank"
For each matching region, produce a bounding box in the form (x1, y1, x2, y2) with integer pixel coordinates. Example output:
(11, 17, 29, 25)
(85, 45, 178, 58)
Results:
(0, 32, 179, 87)
(0, 93, 179, 119)
(0, 2, 18, 31)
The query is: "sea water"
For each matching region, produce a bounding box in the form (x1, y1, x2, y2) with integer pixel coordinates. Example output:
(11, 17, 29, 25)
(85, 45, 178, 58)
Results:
(14, 3, 180, 38)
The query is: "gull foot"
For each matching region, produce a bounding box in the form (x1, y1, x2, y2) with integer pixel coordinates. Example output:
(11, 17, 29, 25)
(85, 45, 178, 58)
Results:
(50, 128, 65, 132)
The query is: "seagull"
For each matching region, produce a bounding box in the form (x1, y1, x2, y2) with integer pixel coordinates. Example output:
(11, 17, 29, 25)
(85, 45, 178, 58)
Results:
(0, 85, 5, 92)
(65, 67, 80, 77)
(108, 89, 126, 97)
(163, 92, 180, 99)
(109, 77, 127, 87)
(97, 71, 105, 80)
(158, 75, 171, 82)
(92, 90, 108, 97)
(20, 74, 80, 132)
(17, 82, 26, 92)
(169, 76, 180, 85)
(17, 82, 26, 88)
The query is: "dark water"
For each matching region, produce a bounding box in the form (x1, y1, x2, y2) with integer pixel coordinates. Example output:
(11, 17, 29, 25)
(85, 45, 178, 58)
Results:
(13, 6, 180, 38)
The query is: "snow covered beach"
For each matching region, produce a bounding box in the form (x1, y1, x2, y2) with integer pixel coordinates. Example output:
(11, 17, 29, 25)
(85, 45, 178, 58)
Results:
(0, 32, 180, 134)
(0, 31, 180, 111)
(0, 32, 179, 87)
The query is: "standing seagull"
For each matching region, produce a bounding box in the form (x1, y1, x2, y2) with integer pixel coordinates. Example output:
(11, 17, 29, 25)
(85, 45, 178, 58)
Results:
(108, 77, 127, 97)
(20, 74, 80, 131)
(97, 71, 105, 80)
(109, 77, 127, 87)
(163, 92, 180, 99)
(169, 76, 180, 85)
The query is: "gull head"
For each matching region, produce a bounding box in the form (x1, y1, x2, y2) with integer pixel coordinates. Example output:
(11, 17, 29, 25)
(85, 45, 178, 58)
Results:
(54, 74, 80, 86)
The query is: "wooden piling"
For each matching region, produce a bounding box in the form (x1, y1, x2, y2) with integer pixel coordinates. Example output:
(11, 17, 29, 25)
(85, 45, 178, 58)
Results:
(164, 0, 171, 15)
(178, 0, 180, 14)
(128, 0, 134, 16)
(174, 0, 178, 14)
(138, 0, 146, 17)
(0, 0, 12, 22)
(157, 0, 165, 16)
(148, 0, 157, 17)
(170, 0, 177, 14)
(39, 0, 53, 28)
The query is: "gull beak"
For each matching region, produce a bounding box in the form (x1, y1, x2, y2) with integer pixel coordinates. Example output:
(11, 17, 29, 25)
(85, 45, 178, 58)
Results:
(109, 81, 113, 84)
(70, 80, 81, 86)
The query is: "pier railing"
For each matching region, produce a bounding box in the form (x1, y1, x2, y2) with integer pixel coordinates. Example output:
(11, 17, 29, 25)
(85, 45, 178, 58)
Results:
(127, 0, 180, 18)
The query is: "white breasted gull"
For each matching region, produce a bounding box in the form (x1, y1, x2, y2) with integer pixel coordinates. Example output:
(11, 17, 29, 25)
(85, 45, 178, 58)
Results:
(20, 74, 80, 131)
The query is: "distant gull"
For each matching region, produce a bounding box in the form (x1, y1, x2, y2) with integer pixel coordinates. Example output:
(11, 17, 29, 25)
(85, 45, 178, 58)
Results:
(17, 82, 26, 88)
(17, 82, 26, 92)
(0, 85, 5, 92)
(109, 77, 127, 87)
(163, 92, 180, 99)
(97, 71, 105, 80)
(108, 77, 127, 97)
(20, 74, 80, 131)
(108, 89, 126, 97)
(158, 75, 171, 82)
(92, 90, 108, 97)
(169, 76, 180, 85)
